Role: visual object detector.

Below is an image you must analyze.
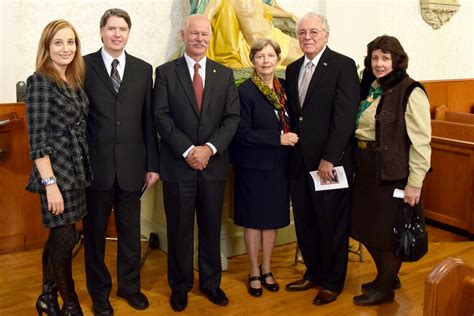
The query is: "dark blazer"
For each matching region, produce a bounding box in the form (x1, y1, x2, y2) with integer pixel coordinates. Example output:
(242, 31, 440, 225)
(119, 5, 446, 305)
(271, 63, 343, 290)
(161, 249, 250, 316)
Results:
(285, 47, 360, 177)
(230, 78, 287, 171)
(25, 72, 92, 193)
(153, 57, 240, 182)
(84, 50, 159, 191)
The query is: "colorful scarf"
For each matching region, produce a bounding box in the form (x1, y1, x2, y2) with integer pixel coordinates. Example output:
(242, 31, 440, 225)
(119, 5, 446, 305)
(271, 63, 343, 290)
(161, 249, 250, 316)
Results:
(251, 71, 290, 133)
(356, 83, 383, 126)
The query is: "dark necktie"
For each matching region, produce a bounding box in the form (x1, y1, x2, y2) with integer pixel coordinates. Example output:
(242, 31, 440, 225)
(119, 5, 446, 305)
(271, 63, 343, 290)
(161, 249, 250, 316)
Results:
(111, 59, 121, 93)
(193, 63, 203, 112)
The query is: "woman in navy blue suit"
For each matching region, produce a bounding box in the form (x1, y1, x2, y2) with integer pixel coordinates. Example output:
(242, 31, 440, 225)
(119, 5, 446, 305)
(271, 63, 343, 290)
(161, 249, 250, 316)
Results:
(230, 38, 299, 297)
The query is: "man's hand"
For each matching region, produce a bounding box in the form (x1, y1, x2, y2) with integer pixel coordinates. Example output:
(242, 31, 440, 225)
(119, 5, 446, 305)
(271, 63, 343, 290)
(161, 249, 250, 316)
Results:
(186, 145, 213, 170)
(144, 172, 160, 187)
(317, 159, 335, 182)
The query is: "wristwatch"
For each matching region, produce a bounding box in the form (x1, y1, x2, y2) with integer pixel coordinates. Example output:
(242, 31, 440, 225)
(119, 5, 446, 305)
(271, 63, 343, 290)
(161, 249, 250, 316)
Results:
(41, 176, 57, 186)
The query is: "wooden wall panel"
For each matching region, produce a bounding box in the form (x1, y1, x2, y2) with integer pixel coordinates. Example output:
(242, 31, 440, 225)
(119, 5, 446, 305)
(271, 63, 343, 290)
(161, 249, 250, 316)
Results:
(0, 103, 48, 253)
(422, 79, 474, 114)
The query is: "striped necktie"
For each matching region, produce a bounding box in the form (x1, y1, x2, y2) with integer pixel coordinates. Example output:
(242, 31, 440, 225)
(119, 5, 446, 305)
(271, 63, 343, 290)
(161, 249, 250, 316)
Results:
(111, 59, 121, 93)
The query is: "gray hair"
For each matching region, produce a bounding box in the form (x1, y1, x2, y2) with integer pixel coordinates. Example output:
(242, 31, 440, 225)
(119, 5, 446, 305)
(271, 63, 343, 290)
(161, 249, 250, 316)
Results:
(296, 12, 330, 33)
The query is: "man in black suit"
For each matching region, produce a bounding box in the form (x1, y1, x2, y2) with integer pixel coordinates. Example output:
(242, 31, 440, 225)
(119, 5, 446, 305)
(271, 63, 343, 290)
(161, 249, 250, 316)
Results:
(82, 8, 159, 315)
(284, 13, 360, 305)
(153, 14, 240, 312)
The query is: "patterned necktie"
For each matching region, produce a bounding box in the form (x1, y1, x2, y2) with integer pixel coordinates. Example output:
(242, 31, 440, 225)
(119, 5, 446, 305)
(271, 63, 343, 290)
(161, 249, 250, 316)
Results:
(111, 59, 121, 93)
(298, 62, 314, 107)
(193, 63, 203, 112)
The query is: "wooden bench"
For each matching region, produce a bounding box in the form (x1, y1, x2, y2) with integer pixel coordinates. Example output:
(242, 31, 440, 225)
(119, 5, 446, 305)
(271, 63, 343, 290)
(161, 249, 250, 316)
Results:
(434, 104, 474, 125)
(423, 120, 474, 239)
(424, 256, 474, 315)
(422, 78, 474, 114)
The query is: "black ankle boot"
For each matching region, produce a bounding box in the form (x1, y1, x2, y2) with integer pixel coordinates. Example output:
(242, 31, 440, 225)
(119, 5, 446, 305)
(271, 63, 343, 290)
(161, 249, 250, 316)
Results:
(36, 247, 60, 316)
(50, 257, 83, 316)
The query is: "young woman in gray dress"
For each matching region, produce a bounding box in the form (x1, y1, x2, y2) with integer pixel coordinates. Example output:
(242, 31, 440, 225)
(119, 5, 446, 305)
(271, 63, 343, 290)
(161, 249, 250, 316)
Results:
(26, 20, 92, 316)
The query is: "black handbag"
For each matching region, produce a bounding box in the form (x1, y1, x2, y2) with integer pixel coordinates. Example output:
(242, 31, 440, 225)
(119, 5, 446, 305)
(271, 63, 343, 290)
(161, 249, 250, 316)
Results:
(393, 202, 428, 262)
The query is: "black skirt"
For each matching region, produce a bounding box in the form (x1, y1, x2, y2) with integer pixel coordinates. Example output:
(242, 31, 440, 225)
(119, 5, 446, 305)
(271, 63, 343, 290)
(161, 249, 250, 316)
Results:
(351, 145, 406, 251)
(39, 188, 87, 228)
(233, 165, 290, 230)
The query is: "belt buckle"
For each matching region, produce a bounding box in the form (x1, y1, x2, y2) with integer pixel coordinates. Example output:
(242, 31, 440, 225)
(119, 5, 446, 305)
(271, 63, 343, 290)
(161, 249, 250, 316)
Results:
(358, 140, 367, 149)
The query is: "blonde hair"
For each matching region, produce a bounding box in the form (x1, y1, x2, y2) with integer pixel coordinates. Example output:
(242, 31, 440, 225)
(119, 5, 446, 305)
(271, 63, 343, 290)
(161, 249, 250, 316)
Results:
(36, 20, 85, 90)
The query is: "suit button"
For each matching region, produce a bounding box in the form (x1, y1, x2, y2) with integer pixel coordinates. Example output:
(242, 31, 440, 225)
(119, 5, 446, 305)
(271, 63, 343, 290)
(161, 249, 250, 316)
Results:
(299, 116, 303, 122)
(116, 121, 121, 126)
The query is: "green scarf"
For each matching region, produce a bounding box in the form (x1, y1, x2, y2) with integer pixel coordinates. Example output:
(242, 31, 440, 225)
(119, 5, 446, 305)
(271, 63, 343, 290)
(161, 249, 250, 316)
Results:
(356, 84, 383, 126)
(250, 71, 290, 133)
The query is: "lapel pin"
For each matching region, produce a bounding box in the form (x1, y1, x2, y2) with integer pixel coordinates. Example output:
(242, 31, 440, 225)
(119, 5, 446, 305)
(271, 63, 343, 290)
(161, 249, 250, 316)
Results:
(323, 62, 327, 66)
(213, 69, 216, 73)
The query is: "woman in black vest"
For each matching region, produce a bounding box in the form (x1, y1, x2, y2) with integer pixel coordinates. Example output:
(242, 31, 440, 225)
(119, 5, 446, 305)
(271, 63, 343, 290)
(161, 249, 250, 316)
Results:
(351, 35, 431, 305)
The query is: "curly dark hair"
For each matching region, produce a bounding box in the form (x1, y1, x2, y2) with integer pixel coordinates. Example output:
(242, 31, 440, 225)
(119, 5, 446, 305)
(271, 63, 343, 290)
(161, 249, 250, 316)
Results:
(364, 35, 408, 73)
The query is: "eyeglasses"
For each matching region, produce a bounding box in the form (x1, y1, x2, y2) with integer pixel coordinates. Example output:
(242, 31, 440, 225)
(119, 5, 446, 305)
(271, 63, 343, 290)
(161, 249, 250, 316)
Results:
(298, 29, 325, 38)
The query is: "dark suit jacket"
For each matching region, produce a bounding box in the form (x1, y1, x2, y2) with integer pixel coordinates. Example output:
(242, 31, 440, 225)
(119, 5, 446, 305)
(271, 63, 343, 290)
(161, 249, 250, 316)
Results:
(229, 78, 288, 171)
(84, 50, 159, 191)
(285, 47, 360, 177)
(153, 57, 240, 182)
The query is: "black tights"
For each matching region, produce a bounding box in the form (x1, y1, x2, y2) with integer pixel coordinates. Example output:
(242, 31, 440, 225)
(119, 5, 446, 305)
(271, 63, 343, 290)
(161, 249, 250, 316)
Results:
(367, 246, 402, 292)
(45, 224, 77, 260)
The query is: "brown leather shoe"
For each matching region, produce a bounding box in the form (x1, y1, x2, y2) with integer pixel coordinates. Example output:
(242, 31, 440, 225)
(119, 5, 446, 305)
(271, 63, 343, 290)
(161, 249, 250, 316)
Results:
(312, 289, 341, 305)
(285, 279, 318, 291)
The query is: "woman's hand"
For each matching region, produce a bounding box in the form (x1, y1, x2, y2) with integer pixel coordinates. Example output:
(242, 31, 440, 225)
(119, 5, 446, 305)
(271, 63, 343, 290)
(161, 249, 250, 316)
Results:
(404, 185, 421, 207)
(280, 132, 299, 146)
(46, 184, 64, 215)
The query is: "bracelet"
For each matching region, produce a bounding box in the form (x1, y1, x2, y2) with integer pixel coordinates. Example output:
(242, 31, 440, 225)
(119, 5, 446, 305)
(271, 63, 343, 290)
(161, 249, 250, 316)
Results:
(41, 176, 57, 186)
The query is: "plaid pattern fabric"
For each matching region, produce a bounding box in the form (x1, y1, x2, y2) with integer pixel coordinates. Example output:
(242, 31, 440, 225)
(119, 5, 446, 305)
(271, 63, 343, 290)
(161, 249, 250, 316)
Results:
(25, 72, 93, 193)
(39, 188, 87, 228)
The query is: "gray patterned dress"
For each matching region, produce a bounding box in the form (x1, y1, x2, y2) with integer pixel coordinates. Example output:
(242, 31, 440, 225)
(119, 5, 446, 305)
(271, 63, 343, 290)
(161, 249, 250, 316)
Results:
(25, 72, 92, 228)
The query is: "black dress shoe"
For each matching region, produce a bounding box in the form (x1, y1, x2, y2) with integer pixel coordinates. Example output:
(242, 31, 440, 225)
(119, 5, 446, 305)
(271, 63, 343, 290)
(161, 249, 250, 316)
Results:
(248, 275, 263, 297)
(312, 289, 341, 305)
(117, 291, 149, 310)
(285, 279, 318, 291)
(353, 288, 395, 306)
(261, 272, 279, 292)
(199, 287, 229, 306)
(361, 276, 401, 291)
(170, 292, 188, 312)
(92, 300, 114, 316)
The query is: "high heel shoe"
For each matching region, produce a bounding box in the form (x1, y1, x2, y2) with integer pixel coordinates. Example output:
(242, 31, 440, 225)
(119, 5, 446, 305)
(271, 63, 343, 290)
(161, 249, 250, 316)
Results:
(36, 290, 60, 316)
(260, 265, 279, 292)
(248, 275, 263, 297)
(36, 247, 60, 315)
(50, 257, 83, 316)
